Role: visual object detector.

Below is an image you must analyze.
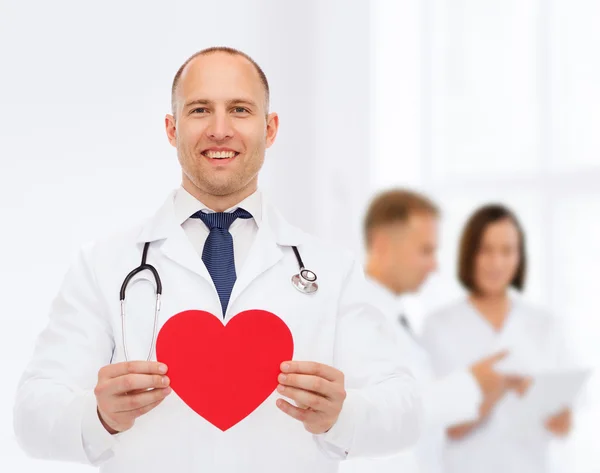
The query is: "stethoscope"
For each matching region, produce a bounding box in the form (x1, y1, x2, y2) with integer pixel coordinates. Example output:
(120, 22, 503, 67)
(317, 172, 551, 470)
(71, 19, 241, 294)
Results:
(119, 242, 318, 361)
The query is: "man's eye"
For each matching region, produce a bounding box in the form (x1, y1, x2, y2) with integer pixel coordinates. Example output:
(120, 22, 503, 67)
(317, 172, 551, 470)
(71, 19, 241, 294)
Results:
(192, 108, 208, 113)
(233, 107, 249, 113)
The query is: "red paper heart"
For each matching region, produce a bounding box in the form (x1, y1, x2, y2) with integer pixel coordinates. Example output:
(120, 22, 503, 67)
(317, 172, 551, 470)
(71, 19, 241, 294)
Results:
(156, 309, 294, 431)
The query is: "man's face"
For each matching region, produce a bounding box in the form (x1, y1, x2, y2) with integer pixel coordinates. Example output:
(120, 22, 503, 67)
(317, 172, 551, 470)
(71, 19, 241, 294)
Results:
(165, 52, 278, 199)
(382, 213, 439, 294)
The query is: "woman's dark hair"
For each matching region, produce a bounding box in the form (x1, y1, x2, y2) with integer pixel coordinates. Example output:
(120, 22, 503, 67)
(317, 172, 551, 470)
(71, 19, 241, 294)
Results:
(458, 204, 527, 292)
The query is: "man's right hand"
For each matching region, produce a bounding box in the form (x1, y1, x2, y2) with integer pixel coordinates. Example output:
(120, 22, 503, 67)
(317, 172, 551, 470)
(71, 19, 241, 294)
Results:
(94, 361, 172, 434)
(469, 351, 511, 418)
(447, 351, 510, 440)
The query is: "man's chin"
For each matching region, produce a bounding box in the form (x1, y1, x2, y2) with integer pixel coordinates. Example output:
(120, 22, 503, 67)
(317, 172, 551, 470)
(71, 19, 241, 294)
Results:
(204, 185, 238, 197)
(201, 178, 248, 197)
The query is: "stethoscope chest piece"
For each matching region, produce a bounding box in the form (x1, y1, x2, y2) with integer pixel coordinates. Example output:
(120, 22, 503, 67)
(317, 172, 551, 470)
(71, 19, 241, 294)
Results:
(291, 268, 318, 294)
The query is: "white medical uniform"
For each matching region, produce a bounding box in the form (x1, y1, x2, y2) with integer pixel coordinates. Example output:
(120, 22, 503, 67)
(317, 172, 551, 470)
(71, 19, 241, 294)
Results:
(421, 296, 572, 473)
(340, 278, 482, 473)
(13, 187, 422, 473)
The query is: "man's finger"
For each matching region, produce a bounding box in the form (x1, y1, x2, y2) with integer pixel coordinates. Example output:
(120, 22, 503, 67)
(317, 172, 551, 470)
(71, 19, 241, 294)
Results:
(128, 398, 166, 420)
(99, 361, 168, 380)
(107, 374, 170, 396)
(486, 351, 509, 364)
(114, 386, 172, 413)
(505, 375, 529, 384)
(276, 398, 316, 423)
(278, 373, 341, 400)
(277, 384, 333, 412)
(280, 361, 342, 383)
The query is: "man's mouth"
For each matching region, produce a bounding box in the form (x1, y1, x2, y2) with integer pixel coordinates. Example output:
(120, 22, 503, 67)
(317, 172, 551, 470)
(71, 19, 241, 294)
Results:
(201, 150, 240, 159)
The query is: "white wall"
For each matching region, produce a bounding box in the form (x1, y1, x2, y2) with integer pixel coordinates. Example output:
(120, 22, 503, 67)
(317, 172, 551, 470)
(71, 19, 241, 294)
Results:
(0, 1, 371, 471)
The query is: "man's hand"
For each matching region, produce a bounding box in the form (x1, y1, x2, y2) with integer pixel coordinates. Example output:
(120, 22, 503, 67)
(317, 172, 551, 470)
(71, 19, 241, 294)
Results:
(94, 361, 172, 434)
(470, 351, 510, 418)
(447, 421, 479, 440)
(545, 408, 572, 437)
(448, 351, 513, 441)
(275, 361, 346, 434)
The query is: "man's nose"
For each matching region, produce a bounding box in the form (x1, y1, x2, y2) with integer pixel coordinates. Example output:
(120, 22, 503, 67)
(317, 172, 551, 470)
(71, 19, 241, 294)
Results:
(206, 113, 234, 141)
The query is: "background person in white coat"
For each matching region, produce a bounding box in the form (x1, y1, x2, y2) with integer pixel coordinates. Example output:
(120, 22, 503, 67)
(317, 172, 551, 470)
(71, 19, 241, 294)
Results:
(422, 204, 573, 473)
(341, 189, 510, 473)
(12, 47, 421, 472)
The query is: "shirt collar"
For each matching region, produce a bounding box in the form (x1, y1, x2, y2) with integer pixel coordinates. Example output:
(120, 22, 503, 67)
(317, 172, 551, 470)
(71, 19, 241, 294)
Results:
(173, 186, 263, 227)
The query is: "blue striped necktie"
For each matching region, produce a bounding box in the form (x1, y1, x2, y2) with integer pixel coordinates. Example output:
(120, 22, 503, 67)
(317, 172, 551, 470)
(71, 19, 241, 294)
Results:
(191, 208, 252, 317)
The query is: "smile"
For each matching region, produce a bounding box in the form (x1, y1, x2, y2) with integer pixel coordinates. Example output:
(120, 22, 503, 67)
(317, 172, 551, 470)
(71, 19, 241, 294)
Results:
(201, 150, 240, 159)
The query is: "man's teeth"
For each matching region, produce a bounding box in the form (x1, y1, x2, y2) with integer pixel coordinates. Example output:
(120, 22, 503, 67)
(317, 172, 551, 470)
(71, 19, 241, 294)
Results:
(204, 151, 237, 159)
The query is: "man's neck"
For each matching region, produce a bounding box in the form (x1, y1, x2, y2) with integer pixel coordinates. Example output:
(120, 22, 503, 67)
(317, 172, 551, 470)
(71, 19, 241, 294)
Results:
(365, 261, 405, 296)
(182, 177, 257, 212)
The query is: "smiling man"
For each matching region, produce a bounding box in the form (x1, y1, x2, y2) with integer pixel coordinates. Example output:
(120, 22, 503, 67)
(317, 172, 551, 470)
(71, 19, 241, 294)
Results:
(14, 47, 421, 472)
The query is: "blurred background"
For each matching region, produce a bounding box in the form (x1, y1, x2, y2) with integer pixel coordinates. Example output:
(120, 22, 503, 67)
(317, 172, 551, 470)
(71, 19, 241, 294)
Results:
(1, 0, 598, 471)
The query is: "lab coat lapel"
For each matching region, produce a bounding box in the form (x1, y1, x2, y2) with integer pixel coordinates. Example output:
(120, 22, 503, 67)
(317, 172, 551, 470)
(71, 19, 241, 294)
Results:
(136, 191, 213, 285)
(226, 199, 307, 316)
(227, 224, 283, 314)
(160, 227, 213, 283)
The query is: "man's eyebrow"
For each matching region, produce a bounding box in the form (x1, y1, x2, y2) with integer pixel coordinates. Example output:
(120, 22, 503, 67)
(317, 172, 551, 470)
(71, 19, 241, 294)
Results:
(183, 98, 259, 109)
(184, 99, 212, 108)
(228, 98, 258, 108)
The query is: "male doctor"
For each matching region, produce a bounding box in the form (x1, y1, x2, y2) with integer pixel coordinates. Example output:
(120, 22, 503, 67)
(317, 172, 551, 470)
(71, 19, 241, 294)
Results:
(13, 48, 421, 472)
(341, 189, 510, 473)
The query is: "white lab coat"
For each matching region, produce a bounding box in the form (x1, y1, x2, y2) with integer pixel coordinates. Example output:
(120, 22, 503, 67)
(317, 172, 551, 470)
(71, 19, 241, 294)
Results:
(421, 296, 571, 473)
(13, 190, 421, 473)
(340, 279, 482, 473)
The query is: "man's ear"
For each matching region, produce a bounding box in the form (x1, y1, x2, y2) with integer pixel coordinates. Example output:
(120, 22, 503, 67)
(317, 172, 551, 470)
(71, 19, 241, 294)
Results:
(265, 112, 279, 148)
(165, 114, 177, 147)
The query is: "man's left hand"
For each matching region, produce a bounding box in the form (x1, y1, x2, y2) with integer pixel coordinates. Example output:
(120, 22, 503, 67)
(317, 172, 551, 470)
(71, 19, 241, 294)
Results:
(276, 361, 346, 434)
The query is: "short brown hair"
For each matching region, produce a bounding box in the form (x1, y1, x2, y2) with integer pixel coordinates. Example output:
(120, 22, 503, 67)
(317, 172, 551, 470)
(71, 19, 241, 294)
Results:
(458, 204, 527, 292)
(364, 189, 439, 247)
(171, 46, 270, 115)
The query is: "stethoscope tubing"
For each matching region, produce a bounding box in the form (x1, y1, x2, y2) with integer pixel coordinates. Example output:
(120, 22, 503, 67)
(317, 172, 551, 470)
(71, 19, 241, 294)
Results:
(120, 243, 316, 361)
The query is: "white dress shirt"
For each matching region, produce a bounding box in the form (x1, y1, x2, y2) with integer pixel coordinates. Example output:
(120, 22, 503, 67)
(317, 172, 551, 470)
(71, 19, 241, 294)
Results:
(174, 186, 262, 272)
(421, 297, 573, 473)
(340, 278, 482, 473)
